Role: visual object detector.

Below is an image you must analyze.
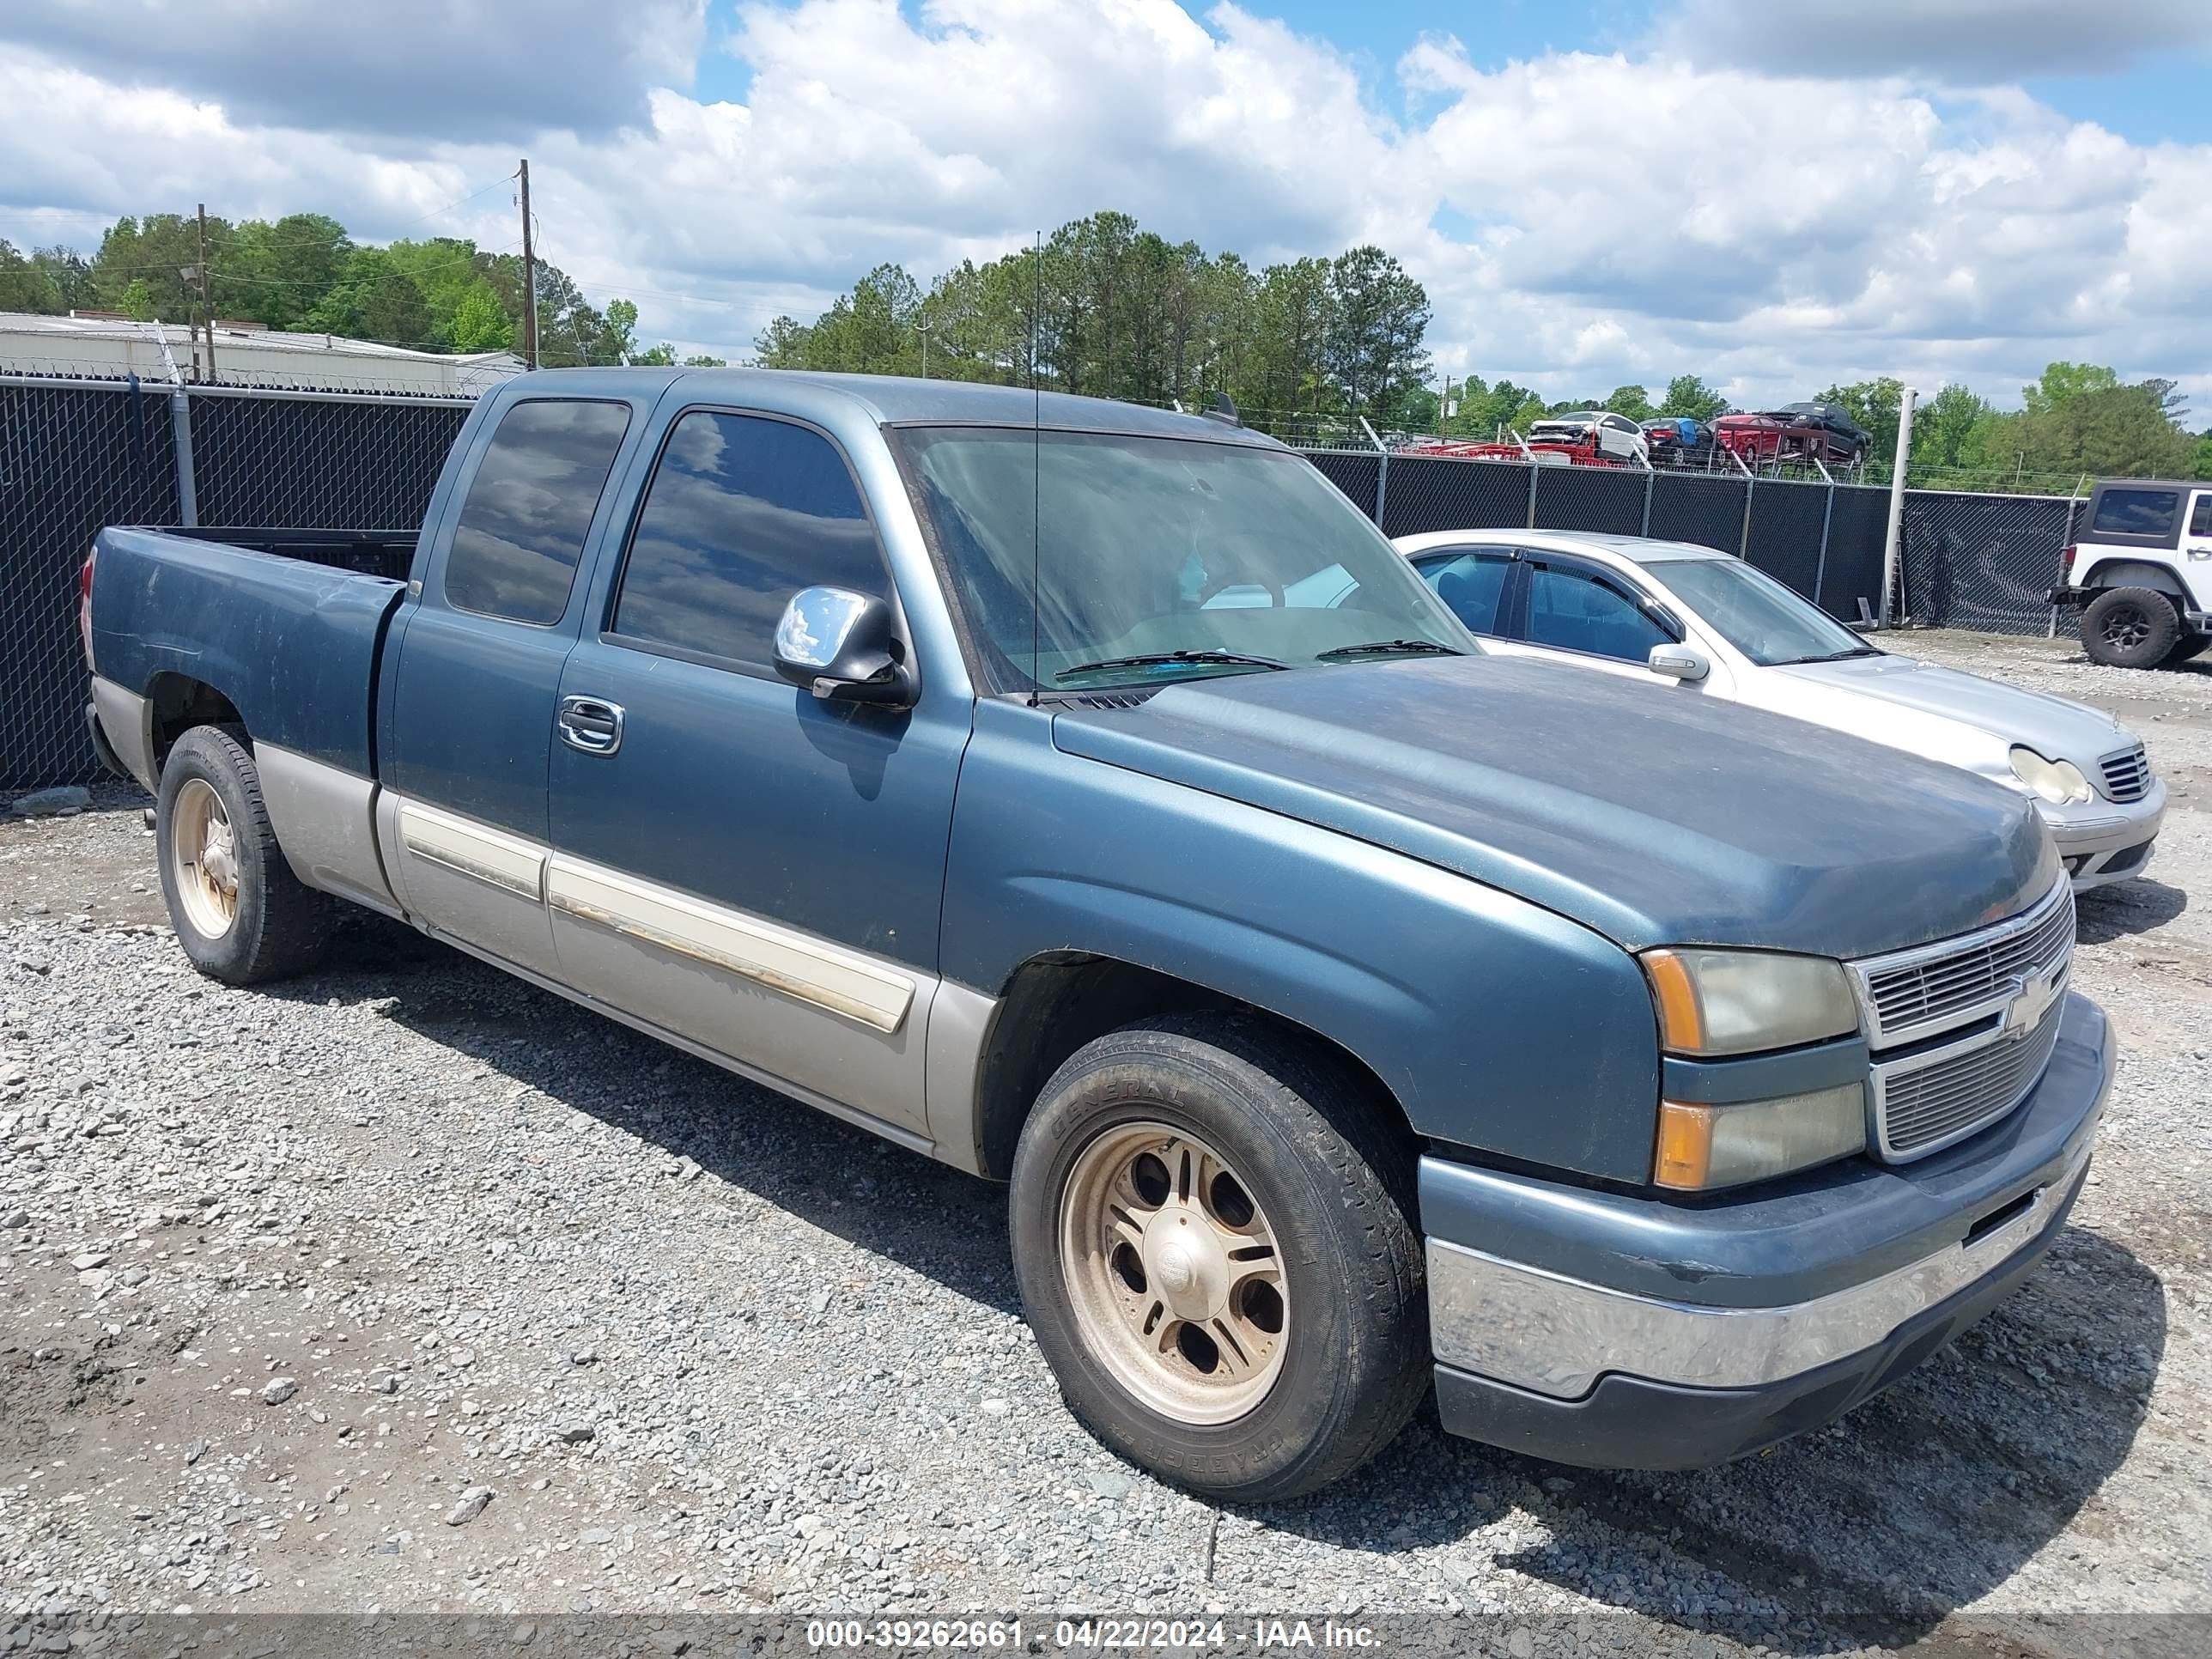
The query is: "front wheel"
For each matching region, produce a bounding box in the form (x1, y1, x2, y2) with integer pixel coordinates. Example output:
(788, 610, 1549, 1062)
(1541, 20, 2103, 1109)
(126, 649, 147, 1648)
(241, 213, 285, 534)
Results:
(156, 726, 332, 984)
(2081, 586, 2181, 669)
(1010, 1015, 1428, 1502)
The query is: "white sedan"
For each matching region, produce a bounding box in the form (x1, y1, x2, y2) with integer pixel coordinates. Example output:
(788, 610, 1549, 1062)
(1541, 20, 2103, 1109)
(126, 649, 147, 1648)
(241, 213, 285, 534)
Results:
(1395, 528, 2166, 892)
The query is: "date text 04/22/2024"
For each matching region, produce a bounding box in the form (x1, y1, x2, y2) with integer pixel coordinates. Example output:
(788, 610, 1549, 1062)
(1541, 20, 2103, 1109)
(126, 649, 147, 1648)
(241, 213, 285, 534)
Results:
(804, 1618, 1386, 1649)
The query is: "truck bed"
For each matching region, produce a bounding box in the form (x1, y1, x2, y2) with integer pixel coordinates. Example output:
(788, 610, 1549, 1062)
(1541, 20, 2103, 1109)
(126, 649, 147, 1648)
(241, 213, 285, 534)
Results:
(88, 525, 411, 780)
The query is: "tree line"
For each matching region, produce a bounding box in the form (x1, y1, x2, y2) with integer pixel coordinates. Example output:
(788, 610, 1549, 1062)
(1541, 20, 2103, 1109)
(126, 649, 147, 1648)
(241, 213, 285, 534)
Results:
(0, 213, 724, 368)
(6, 206, 2206, 483)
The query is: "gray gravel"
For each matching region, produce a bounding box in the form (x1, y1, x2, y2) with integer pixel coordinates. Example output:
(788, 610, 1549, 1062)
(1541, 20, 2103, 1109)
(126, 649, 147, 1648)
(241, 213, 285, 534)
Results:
(2, 635, 2209, 1656)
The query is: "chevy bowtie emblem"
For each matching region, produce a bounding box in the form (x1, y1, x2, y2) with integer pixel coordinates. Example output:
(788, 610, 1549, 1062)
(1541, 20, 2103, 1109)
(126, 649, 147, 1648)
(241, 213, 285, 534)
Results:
(2002, 965, 2063, 1040)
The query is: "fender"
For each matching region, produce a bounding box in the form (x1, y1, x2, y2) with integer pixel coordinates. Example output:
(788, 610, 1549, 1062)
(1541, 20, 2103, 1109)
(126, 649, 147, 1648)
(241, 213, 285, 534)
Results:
(2075, 555, 2206, 611)
(934, 699, 1662, 1185)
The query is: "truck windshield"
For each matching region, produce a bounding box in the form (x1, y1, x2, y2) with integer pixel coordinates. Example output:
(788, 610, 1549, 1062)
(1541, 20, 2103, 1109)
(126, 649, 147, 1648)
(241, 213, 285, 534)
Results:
(1647, 557, 1879, 666)
(896, 426, 1465, 692)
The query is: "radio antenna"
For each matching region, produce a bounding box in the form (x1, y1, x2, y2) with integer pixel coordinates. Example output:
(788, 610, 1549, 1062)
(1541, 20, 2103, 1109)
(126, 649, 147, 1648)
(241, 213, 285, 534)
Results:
(1028, 228, 1042, 708)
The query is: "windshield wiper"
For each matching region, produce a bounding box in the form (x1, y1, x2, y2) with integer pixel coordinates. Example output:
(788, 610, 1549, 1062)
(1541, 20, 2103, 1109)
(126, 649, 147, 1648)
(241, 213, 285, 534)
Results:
(1777, 645, 1881, 665)
(1316, 638, 1465, 661)
(1055, 648, 1290, 683)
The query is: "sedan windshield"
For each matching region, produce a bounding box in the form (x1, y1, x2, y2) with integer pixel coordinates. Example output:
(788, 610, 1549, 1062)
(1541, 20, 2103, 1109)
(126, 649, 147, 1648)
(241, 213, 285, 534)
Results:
(1646, 557, 1879, 667)
(896, 427, 1465, 691)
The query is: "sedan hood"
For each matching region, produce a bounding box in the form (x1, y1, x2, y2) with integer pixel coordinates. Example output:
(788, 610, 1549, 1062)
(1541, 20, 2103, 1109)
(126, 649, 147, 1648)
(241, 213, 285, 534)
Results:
(1773, 653, 2135, 774)
(1052, 655, 2055, 960)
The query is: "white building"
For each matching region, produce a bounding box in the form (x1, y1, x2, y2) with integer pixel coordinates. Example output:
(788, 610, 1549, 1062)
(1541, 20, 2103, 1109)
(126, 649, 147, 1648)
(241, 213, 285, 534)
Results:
(0, 311, 523, 396)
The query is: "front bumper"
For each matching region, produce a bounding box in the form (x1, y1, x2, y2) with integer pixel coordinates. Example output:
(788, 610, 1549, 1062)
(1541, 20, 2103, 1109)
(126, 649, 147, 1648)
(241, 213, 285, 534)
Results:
(1422, 992, 2112, 1470)
(2043, 781, 2164, 892)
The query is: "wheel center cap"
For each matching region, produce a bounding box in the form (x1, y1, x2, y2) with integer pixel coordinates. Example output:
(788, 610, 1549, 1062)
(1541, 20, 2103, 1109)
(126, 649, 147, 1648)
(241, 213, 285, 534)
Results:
(1142, 1208, 1229, 1322)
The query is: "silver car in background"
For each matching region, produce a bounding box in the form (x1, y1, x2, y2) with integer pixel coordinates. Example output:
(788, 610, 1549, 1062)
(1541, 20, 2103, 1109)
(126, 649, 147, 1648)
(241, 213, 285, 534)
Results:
(1398, 529, 2165, 891)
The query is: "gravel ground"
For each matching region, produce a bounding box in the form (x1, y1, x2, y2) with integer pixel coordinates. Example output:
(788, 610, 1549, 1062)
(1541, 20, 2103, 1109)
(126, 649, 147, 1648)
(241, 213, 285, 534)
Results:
(3, 631, 2209, 1658)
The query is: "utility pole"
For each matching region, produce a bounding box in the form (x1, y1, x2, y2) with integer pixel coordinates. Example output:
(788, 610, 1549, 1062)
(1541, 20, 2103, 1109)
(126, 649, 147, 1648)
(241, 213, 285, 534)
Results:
(916, 319, 933, 379)
(519, 160, 538, 370)
(196, 204, 216, 384)
(1877, 386, 1918, 630)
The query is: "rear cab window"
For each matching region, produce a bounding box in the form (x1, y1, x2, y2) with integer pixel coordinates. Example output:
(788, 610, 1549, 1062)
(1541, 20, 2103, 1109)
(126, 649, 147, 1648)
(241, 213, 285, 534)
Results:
(608, 409, 891, 673)
(2089, 488, 2181, 540)
(444, 399, 633, 624)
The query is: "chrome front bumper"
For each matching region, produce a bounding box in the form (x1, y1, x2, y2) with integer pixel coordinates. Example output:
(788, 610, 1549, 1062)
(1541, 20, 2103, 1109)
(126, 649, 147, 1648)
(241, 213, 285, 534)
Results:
(1429, 1131, 2093, 1400)
(1421, 992, 2113, 1465)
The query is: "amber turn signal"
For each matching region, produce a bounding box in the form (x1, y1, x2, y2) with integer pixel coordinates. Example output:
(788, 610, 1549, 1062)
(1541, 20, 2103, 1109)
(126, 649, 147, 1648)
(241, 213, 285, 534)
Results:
(1642, 950, 1704, 1054)
(1653, 1100, 1717, 1191)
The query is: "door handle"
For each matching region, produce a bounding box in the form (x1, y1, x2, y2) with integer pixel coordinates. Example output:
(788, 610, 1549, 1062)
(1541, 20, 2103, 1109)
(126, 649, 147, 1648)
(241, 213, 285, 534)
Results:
(557, 696, 625, 757)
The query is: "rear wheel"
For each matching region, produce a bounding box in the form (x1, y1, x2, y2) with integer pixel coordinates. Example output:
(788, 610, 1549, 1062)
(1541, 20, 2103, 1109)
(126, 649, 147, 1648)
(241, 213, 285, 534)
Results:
(2081, 586, 2181, 669)
(156, 726, 332, 984)
(1010, 1014, 1428, 1502)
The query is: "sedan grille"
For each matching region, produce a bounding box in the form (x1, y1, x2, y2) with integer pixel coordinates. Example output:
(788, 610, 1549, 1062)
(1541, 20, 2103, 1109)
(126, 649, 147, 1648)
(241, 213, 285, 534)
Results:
(2099, 744, 2152, 804)
(1877, 994, 2067, 1158)
(1857, 883, 2074, 1044)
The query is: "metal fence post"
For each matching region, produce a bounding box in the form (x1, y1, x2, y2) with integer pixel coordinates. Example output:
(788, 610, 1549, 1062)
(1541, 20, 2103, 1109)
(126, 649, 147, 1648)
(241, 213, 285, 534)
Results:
(1640, 467, 1655, 536)
(1810, 481, 1835, 609)
(1359, 416, 1389, 529)
(1526, 461, 1540, 528)
(1738, 475, 1755, 557)
(1877, 386, 1917, 629)
(170, 386, 198, 528)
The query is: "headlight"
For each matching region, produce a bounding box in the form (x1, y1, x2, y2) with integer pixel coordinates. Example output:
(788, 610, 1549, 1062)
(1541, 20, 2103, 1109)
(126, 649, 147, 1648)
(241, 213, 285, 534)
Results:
(1655, 1085, 1867, 1191)
(2008, 745, 2092, 805)
(1641, 948, 1859, 1056)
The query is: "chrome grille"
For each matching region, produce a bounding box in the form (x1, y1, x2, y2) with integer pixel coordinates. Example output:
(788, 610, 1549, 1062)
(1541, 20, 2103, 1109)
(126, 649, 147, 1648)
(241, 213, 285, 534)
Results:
(1877, 994, 2066, 1158)
(2100, 744, 2151, 804)
(1857, 882, 2075, 1044)
(1850, 878, 2076, 1162)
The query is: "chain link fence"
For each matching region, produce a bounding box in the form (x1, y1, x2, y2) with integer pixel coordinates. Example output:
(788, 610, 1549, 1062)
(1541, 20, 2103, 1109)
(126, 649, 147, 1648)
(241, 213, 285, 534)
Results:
(2, 375, 470, 791)
(0, 370, 2105, 793)
(1899, 490, 2080, 637)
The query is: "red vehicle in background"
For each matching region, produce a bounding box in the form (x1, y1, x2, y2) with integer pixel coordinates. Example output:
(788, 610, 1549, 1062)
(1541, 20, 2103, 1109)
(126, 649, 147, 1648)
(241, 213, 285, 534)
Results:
(1715, 402, 1873, 470)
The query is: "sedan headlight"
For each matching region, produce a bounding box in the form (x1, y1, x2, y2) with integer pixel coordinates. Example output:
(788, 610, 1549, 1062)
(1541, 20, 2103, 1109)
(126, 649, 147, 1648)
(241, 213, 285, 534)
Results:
(2009, 745, 2092, 805)
(1641, 948, 1859, 1057)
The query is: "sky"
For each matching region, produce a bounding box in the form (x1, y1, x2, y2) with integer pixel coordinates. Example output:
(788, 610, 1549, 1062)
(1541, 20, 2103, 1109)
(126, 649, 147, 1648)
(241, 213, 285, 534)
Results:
(3, 0, 2209, 413)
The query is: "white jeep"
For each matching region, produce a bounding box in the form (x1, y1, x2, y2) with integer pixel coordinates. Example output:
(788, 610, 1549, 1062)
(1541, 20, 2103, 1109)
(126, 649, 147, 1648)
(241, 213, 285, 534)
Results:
(2049, 478, 2212, 668)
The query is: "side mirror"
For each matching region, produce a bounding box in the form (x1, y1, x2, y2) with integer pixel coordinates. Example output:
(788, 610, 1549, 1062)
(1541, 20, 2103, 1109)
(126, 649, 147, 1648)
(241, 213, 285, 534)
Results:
(1647, 642, 1711, 683)
(773, 586, 915, 708)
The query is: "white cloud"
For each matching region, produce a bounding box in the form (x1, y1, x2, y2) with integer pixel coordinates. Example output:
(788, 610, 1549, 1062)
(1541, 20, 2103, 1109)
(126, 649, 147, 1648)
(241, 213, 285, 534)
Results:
(1, 0, 2209, 408)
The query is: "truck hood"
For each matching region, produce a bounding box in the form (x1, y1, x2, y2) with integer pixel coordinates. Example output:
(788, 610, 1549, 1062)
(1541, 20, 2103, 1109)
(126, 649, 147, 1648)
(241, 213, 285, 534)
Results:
(1772, 653, 2136, 775)
(1051, 655, 2055, 960)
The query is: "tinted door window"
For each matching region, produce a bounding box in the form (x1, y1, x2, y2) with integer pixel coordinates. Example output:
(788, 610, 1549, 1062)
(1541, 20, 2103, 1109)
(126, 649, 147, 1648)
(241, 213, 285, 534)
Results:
(1525, 565, 1670, 663)
(2092, 489, 2180, 538)
(612, 410, 888, 669)
(445, 400, 631, 625)
(1416, 551, 1514, 635)
(2191, 494, 2212, 537)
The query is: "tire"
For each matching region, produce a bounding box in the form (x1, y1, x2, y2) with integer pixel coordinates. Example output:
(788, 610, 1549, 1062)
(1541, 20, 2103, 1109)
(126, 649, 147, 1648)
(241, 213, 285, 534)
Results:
(1010, 1012, 1428, 1502)
(155, 725, 332, 984)
(2162, 633, 2210, 665)
(2081, 587, 2182, 669)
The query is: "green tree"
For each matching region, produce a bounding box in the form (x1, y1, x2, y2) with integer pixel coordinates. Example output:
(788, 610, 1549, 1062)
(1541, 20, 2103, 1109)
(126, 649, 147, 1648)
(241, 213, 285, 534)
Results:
(94, 213, 231, 321)
(1239, 257, 1334, 418)
(1910, 382, 2000, 471)
(2196, 431, 2212, 482)
(118, 278, 156, 321)
(304, 246, 432, 344)
(447, 282, 514, 351)
(2021, 362, 2120, 418)
(33, 246, 95, 311)
(0, 239, 64, 313)
(1604, 384, 1656, 422)
(223, 213, 351, 328)
(1657, 374, 1729, 421)
(2016, 378, 2195, 478)
(1325, 245, 1430, 418)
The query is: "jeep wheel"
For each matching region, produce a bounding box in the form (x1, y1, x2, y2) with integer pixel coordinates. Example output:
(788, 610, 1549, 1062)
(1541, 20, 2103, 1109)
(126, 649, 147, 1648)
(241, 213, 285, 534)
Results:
(2081, 587, 2181, 670)
(1010, 1014, 1428, 1502)
(156, 726, 332, 984)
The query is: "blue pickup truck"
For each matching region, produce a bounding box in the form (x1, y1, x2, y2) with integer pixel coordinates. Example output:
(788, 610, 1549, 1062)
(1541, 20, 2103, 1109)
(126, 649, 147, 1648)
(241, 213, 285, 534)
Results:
(82, 369, 2111, 1499)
